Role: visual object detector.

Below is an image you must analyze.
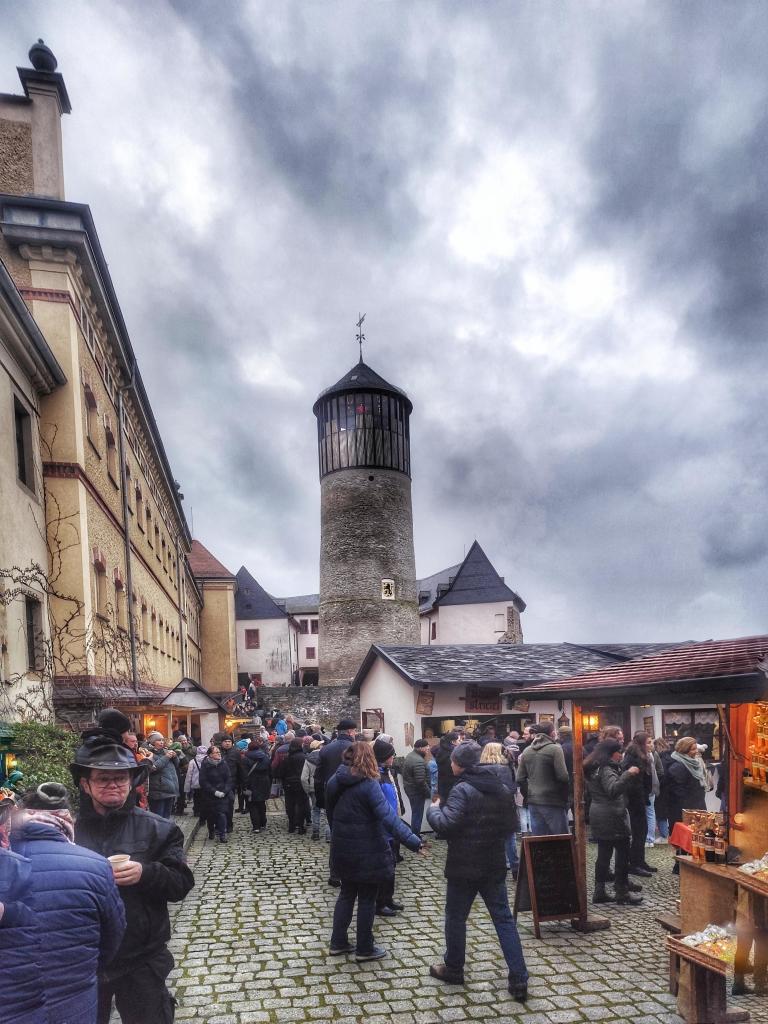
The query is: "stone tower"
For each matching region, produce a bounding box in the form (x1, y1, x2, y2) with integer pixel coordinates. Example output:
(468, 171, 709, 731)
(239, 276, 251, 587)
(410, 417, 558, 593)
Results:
(313, 359, 420, 684)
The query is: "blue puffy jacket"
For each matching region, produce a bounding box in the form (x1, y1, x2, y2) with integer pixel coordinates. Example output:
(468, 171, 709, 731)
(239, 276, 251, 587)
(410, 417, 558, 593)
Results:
(10, 817, 126, 1024)
(326, 766, 421, 884)
(0, 847, 46, 1024)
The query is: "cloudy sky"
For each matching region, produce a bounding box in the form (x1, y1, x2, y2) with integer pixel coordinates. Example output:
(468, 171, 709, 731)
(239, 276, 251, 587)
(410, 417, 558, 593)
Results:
(3, 2, 766, 643)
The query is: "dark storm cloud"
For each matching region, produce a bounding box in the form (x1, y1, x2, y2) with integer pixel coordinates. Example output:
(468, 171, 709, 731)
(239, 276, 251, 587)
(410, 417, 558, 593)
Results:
(1, 1, 766, 639)
(584, 7, 768, 358)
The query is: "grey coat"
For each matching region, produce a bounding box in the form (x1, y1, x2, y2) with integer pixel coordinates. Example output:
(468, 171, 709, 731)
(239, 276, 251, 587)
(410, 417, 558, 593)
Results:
(148, 751, 180, 800)
(402, 750, 431, 801)
(586, 762, 633, 842)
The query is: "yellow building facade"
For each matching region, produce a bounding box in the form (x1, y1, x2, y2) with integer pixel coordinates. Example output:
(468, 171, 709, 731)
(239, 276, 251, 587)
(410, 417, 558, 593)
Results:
(0, 42, 235, 727)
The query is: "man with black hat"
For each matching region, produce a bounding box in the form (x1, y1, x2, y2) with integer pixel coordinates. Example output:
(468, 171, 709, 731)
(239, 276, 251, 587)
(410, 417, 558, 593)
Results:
(71, 733, 195, 1024)
(316, 718, 357, 886)
(427, 740, 528, 1003)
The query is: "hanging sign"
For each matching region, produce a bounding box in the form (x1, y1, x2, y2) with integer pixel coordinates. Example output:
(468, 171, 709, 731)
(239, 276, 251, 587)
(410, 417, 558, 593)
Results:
(465, 685, 502, 714)
(415, 691, 435, 716)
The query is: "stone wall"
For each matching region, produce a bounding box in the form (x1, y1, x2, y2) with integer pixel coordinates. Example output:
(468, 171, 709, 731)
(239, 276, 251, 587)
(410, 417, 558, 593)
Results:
(254, 685, 360, 729)
(319, 467, 419, 684)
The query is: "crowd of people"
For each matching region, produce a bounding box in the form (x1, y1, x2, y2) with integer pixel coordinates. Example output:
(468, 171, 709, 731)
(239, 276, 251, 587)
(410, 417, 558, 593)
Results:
(1, 705, 719, 1022)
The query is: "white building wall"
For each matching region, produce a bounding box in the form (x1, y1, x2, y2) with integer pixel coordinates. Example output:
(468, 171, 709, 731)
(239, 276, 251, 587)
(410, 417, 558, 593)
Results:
(236, 618, 294, 686)
(421, 601, 512, 646)
(297, 614, 319, 670)
(358, 660, 416, 756)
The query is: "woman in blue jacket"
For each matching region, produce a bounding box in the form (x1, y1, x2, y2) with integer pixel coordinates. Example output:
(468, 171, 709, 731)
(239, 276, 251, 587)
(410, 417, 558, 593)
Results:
(0, 845, 45, 1024)
(10, 782, 126, 1024)
(326, 742, 423, 962)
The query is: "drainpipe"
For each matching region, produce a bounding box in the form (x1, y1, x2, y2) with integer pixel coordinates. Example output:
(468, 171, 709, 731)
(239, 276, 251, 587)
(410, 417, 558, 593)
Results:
(176, 536, 186, 678)
(117, 368, 138, 693)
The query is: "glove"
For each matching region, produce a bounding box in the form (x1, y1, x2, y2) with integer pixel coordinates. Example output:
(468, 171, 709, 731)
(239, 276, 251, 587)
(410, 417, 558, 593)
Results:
(214, 790, 225, 798)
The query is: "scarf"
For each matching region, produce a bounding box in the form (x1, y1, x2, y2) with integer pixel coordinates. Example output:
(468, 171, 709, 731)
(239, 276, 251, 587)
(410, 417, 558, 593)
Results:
(671, 750, 707, 788)
(19, 807, 76, 843)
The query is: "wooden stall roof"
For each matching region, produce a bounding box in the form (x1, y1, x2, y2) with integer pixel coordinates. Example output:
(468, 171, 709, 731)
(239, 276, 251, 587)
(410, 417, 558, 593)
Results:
(505, 635, 768, 704)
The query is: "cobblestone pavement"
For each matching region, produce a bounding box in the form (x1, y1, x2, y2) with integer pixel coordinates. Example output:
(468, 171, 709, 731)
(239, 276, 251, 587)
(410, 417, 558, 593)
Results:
(165, 811, 768, 1024)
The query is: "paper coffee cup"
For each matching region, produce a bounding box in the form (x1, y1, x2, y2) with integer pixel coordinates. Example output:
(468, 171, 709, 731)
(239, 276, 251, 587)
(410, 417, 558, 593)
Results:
(108, 854, 130, 867)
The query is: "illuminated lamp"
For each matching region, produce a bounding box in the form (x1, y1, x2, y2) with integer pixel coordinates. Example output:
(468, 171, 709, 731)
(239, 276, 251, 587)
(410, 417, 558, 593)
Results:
(584, 713, 600, 732)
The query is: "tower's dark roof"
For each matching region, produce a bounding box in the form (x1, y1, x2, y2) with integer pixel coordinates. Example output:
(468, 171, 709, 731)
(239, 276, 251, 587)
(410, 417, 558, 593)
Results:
(313, 360, 412, 415)
(421, 541, 526, 613)
(235, 567, 288, 621)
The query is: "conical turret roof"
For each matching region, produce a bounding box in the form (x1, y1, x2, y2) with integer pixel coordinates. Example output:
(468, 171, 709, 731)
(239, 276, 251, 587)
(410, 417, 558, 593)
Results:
(313, 360, 412, 415)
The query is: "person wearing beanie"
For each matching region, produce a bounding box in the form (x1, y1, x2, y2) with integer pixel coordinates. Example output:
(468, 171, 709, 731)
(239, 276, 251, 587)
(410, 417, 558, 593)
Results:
(403, 739, 432, 837)
(71, 733, 194, 1023)
(10, 782, 126, 1024)
(146, 734, 179, 820)
(372, 740, 405, 918)
(427, 741, 528, 1002)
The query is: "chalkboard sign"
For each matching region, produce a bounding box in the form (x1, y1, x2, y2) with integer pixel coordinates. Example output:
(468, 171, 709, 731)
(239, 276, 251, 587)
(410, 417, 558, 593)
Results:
(513, 834, 583, 938)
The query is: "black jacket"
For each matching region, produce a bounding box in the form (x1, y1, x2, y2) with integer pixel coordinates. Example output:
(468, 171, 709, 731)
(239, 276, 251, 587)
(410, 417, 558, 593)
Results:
(620, 746, 652, 810)
(315, 734, 354, 807)
(75, 804, 194, 975)
(221, 746, 244, 787)
(243, 749, 272, 802)
(427, 764, 517, 881)
(585, 762, 633, 842)
(655, 750, 674, 820)
(276, 749, 306, 789)
(432, 736, 458, 801)
(667, 759, 707, 826)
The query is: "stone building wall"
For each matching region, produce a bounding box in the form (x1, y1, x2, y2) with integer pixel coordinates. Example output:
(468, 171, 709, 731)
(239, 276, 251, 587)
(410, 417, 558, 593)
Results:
(254, 685, 360, 729)
(319, 467, 419, 684)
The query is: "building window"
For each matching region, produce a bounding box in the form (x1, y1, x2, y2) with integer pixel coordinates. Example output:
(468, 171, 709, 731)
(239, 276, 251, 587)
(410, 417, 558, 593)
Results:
(310, 619, 319, 635)
(115, 580, 127, 631)
(83, 384, 99, 448)
(25, 596, 43, 671)
(95, 563, 108, 619)
(245, 629, 260, 649)
(146, 507, 153, 546)
(494, 613, 505, 633)
(141, 603, 149, 644)
(305, 646, 316, 660)
(151, 612, 158, 648)
(105, 419, 119, 485)
(14, 397, 34, 491)
(430, 621, 437, 641)
(136, 488, 144, 530)
(299, 619, 309, 635)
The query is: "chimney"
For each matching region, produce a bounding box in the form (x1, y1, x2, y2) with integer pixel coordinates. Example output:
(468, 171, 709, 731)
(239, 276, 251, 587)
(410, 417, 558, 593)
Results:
(0, 40, 71, 199)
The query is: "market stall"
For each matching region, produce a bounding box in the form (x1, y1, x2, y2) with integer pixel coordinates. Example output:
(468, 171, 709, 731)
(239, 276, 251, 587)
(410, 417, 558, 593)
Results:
(508, 635, 768, 1021)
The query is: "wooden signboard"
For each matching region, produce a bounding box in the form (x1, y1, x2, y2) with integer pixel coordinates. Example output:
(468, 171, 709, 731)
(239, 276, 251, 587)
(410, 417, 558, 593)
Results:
(465, 685, 501, 714)
(513, 834, 583, 938)
(416, 690, 435, 716)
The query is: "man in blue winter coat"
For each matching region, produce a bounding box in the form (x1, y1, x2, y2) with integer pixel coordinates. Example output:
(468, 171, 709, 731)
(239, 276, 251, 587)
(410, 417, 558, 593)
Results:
(10, 782, 126, 1024)
(427, 740, 529, 1002)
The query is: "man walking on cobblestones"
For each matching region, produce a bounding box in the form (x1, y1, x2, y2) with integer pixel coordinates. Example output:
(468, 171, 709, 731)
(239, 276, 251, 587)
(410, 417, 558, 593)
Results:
(427, 740, 529, 1002)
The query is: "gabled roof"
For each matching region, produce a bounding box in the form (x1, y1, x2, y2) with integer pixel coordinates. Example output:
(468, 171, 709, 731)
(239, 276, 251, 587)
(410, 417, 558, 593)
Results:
(313, 359, 412, 415)
(188, 540, 235, 581)
(276, 594, 319, 615)
(417, 562, 462, 613)
(236, 567, 288, 620)
(349, 640, 683, 695)
(509, 635, 768, 703)
(420, 541, 525, 613)
(159, 677, 228, 712)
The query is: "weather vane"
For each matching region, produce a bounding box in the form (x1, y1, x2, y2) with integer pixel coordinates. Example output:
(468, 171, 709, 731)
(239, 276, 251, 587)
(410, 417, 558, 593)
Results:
(356, 312, 366, 363)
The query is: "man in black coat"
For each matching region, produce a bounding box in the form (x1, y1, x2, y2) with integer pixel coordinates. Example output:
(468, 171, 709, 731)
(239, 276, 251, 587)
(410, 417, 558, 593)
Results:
(431, 730, 461, 802)
(72, 734, 195, 1024)
(427, 741, 528, 1001)
(316, 718, 357, 886)
(219, 736, 244, 827)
